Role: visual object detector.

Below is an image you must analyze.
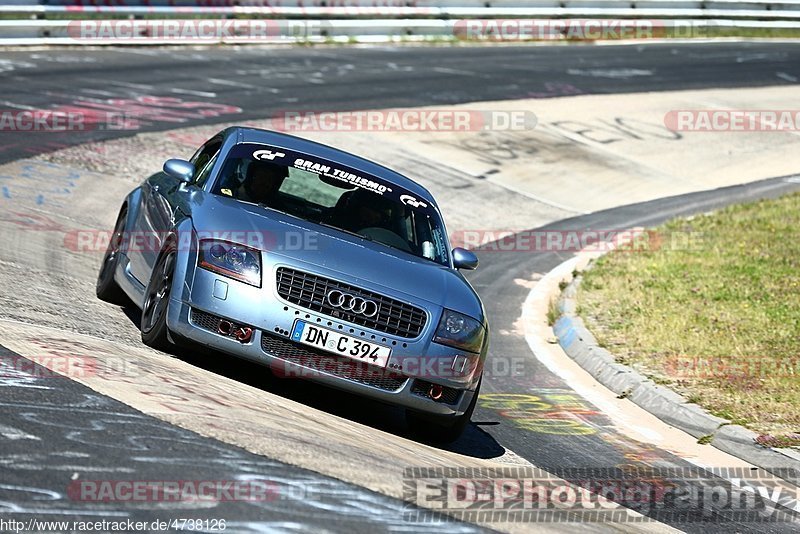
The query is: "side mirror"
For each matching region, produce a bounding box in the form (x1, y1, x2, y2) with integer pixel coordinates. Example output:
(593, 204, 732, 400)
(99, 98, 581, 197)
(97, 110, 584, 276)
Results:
(163, 159, 194, 183)
(452, 247, 478, 270)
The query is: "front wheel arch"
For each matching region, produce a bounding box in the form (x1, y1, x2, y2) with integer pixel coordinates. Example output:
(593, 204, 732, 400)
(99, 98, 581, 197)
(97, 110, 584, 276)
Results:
(96, 204, 129, 304)
(140, 238, 179, 351)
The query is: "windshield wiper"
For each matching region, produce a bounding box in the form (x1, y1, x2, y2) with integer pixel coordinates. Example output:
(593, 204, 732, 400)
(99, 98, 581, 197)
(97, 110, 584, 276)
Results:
(257, 202, 295, 219)
(318, 221, 373, 242)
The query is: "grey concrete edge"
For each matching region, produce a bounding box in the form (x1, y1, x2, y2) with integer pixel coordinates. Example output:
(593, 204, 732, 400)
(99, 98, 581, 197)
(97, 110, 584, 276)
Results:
(552, 271, 800, 482)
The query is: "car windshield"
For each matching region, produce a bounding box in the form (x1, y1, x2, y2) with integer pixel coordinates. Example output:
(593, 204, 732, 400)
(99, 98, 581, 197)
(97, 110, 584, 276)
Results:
(211, 143, 450, 265)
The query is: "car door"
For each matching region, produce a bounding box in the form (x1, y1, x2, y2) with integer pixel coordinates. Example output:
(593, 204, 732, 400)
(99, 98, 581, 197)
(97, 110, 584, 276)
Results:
(131, 136, 222, 285)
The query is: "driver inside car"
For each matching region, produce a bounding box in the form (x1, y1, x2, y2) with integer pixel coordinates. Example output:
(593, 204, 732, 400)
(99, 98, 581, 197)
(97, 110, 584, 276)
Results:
(236, 162, 288, 209)
(340, 189, 395, 233)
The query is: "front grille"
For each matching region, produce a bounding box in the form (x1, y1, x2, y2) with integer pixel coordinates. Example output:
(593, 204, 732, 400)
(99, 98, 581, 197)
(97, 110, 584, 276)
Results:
(261, 331, 407, 392)
(411, 379, 462, 405)
(275, 267, 427, 339)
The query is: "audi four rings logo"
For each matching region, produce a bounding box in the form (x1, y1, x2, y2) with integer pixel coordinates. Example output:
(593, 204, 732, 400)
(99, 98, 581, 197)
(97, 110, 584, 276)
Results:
(327, 290, 379, 318)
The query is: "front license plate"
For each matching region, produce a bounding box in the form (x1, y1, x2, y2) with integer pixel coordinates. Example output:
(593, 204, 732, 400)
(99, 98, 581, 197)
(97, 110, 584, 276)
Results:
(291, 320, 391, 367)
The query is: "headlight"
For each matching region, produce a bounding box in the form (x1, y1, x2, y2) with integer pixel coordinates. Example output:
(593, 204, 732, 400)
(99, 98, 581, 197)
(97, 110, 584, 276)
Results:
(198, 239, 261, 287)
(433, 309, 485, 353)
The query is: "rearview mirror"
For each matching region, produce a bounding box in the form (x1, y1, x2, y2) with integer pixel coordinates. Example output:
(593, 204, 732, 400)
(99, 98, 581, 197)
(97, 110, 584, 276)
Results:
(163, 159, 194, 183)
(452, 247, 478, 270)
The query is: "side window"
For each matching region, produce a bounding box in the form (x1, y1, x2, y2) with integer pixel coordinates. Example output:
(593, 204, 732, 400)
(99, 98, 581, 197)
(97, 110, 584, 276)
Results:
(194, 153, 219, 189)
(190, 138, 222, 182)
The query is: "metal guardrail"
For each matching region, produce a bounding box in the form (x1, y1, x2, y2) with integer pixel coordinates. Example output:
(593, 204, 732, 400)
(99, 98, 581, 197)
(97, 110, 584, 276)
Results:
(3, 0, 800, 16)
(1, 18, 799, 46)
(4, 0, 800, 5)
(1, 0, 799, 45)
(3, 8, 800, 18)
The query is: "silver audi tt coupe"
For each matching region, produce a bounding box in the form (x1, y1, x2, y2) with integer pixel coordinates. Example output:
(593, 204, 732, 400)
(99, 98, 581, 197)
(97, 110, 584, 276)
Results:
(97, 127, 488, 441)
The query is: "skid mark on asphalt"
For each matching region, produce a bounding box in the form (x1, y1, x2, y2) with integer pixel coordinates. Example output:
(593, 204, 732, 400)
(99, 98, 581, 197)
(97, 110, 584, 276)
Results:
(44, 94, 242, 130)
(0, 58, 36, 73)
(0, 210, 84, 249)
(0, 90, 244, 162)
(526, 82, 585, 99)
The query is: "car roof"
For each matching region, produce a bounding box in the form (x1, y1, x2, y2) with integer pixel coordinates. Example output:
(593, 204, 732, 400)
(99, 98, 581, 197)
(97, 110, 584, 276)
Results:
(233, 127, 436, 202)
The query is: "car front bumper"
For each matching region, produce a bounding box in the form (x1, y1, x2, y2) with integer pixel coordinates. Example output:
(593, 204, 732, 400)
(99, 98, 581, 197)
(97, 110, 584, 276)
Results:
(166, 262, 482, 418)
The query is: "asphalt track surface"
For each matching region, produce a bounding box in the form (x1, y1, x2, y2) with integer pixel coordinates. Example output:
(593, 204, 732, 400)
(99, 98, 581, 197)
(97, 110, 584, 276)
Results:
(1, 42, 800, 532)
(471, 174, 800, 532)
(1, 42, 800, 163)
(0, 346, 477, 533)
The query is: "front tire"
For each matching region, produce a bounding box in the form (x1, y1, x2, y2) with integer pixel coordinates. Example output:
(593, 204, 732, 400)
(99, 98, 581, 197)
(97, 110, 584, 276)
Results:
(96, 207, 128, 304)
(407, 377, 482, 443)
(141, 243, 177, 351)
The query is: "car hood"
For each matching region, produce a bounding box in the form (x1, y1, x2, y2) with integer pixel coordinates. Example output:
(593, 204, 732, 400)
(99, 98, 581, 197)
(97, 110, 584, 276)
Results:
(191, 195, 484, 320)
